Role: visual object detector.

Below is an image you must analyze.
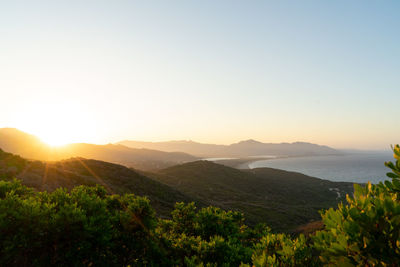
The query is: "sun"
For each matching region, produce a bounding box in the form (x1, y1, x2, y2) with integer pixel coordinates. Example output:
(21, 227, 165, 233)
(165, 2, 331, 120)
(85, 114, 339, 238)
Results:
(19, 101, 97, 147)
(36, 122, 87, 147)
(39, 132, 73, 147)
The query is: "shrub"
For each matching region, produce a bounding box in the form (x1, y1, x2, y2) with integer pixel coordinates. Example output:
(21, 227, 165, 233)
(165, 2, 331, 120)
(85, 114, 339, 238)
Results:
(248, 233, 320, 267)
(156, 202, 255, 266)
(0, 181, 163, 266)
(313, 145, 400, 266)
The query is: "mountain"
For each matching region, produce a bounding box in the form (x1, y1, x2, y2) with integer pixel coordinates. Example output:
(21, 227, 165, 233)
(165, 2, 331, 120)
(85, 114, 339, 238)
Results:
(118, 140, 227, 157)
(145, 160, 354, 231)
(0, 148, 200, 217)
(0, 128, 198, 170)
(0, 128, 49, 159)
(228, 140, 339, 157)
(118, 139, 340, 157)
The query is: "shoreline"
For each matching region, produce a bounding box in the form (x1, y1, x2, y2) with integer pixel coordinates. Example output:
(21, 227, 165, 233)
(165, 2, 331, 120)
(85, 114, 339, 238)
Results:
(212, 156, 285, 169)
(209, 153, 347, 170)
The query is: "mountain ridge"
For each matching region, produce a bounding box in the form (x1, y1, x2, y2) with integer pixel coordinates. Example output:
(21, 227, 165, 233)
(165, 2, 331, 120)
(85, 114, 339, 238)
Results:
(118, 139, 340, 157)
(0, 128, 198, 170)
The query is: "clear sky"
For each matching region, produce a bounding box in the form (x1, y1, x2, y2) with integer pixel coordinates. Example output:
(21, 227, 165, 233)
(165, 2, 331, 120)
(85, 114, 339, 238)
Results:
(1, 1, 399, 149)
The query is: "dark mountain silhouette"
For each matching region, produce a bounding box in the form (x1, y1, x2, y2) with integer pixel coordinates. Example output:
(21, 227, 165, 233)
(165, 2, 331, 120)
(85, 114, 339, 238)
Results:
(118, 139, 340, 157)
(0, 128, 198, 170)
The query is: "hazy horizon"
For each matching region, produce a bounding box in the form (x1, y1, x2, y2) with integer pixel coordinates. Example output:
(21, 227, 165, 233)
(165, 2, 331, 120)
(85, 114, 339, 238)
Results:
(1, 1, 399, 149)
(0, 127, 393, 152)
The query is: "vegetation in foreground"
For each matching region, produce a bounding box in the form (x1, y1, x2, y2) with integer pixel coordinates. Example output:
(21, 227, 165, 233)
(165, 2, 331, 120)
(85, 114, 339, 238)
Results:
(0, 146, 400, 266)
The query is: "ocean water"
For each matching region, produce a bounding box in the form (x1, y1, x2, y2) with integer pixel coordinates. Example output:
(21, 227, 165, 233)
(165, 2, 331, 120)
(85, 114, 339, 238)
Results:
(247, 152, 394, 184)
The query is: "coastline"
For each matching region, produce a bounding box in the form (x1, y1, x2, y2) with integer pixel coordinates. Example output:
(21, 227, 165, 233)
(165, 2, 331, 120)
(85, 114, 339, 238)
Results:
(209, 153, 346, 170)
(212, 156, 284, 169)
(205, 153, 350, 171)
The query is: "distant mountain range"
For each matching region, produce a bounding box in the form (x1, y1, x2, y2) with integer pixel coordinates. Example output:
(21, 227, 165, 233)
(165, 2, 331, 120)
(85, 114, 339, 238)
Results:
(0, 128, 197, 170)
(0, 128, 340, 173)
(118, 139, 340, 157)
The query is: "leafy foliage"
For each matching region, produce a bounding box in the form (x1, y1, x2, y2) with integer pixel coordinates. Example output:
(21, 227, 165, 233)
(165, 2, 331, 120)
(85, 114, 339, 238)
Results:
(247, 233, 320, 267)
(0, 180, 164, 266)
(0, 145, 399, 266)
(156, 202, 256, 266)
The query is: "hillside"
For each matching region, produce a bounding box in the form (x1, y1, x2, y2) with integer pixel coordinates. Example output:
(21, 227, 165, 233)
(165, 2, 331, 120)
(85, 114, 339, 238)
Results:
(0, 145, 355, 232)
(0, 148, 199, 217)
(0, 128, 49, 159)
(0, 128, 198, 170)
(146, 160, 354, 231)
(118, 139, 340, 157)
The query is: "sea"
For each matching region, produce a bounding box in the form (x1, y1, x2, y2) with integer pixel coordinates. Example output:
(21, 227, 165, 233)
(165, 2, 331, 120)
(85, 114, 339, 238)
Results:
(247, 152, 394, 184)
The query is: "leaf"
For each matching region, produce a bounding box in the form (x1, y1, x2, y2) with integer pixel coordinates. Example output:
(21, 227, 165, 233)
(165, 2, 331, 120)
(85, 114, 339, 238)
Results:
(392, 179, 400, 190)
(393, 145, 400, 159)
(385, 161, 395, 170)
(384, 180, 393, 190)
(348, 208, 360, 220)
(386, 172, 399, 179)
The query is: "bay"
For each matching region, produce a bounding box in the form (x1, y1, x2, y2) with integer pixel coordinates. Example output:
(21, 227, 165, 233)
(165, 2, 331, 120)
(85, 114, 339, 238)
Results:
(248, 152, 394, 183)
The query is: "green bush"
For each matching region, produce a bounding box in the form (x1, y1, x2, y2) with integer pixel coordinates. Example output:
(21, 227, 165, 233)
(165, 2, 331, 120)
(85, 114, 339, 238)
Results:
(247, 233, 320, 267)
(1, 145, 400, 266)
(0, 181, 164, 266)
(156, 202, 255, 266)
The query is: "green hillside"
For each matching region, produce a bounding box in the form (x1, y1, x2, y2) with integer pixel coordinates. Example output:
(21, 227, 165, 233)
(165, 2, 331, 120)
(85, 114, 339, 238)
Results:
(146, 160, 354, 231)
(0, 148, 198, 218)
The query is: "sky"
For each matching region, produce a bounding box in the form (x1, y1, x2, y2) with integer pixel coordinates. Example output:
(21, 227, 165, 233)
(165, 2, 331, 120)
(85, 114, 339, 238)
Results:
(0, 1, 399, 149)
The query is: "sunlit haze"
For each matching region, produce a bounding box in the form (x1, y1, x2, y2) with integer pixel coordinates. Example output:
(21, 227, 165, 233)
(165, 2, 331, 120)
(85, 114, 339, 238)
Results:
(1, 1, 399, 149)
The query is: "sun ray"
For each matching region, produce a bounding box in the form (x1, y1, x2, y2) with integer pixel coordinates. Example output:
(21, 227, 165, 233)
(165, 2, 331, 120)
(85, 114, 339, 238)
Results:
(59, 161, 69, 181)
(42, 162, 49, 190)
(19, 161, 33, 177)
(75, 158, 114, 194)
(74, 158, 148, 231)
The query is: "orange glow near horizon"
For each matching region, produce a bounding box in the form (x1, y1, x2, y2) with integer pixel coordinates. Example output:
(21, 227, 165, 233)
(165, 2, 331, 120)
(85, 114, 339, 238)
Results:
(39, 135, 71, 147)
(17, 101, 97, 147)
